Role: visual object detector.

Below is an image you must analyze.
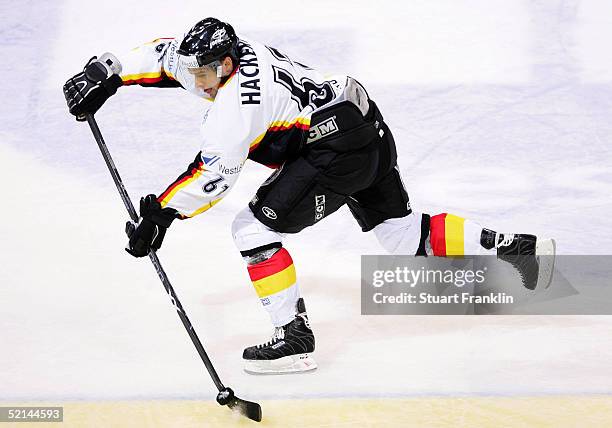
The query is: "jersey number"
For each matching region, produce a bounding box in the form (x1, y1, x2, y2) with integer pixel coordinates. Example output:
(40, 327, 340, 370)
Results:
(203, 176, 224, 193)
(272, 65, 335, 111)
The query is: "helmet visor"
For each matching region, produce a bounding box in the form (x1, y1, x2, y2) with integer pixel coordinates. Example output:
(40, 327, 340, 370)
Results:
(176, 54, 221, 99)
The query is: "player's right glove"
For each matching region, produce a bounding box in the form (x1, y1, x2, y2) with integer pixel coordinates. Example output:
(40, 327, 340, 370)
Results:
(63, 53, 123, 121)
(125, 195, 178, 258)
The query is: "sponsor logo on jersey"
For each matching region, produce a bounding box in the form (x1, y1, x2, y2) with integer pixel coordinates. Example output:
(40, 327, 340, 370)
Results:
(262, 206, 277, 220)
(314, 195, 326, 222)
(217, 162, 243, 175)
(307, 116, 339, 144)
(202, 155, 220, 166)
(237, 41, 261, 105)
(167, 42, 176, 70)
(261, 297, 271, 306)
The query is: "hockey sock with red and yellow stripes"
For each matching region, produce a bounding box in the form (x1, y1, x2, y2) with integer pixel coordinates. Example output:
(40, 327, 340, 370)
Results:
(429, 213, 495, 256)
(246, 247, 300, 327)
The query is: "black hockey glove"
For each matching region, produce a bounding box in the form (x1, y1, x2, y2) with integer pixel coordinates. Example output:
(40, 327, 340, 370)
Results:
(63, 53, 123, 121)
(125, 195, 178, 258)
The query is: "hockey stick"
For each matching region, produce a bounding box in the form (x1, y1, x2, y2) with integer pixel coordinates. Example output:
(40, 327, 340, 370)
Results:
(84, 114, 262, 423)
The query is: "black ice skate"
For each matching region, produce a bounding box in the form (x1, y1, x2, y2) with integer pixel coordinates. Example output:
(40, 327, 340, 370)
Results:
(489, 231, 556, 290)
(243, 298, 316, 374)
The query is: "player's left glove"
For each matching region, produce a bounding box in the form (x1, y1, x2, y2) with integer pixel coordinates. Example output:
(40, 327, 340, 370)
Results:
(63, 53, 123, 121)
(125, 195, 178, 258)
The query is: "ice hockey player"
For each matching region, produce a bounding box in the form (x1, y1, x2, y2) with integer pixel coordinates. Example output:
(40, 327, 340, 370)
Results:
(63, 18, 555, 374)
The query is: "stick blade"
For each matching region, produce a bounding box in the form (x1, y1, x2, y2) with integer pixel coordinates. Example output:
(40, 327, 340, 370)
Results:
(228, 396, 262, 422)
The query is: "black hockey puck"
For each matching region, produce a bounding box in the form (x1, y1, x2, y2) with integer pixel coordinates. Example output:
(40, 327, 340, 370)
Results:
(216, 387, 235, 406)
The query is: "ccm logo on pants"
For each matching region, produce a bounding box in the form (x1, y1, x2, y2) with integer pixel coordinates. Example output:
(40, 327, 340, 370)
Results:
(307, 116, 339, 144)
(314, 195, 326, 222)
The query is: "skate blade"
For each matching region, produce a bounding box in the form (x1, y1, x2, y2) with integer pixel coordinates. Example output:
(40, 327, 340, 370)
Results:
(536, 238, 556, 289)
(243, 354, 317, 375)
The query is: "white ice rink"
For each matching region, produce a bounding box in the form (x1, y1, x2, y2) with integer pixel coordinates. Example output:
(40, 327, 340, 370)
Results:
(2, 0, 612, 419)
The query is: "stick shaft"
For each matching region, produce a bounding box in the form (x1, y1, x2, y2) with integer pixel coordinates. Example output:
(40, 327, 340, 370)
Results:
(85, 114, 225, 391)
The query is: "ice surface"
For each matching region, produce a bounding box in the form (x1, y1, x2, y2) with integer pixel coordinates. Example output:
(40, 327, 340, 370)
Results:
(1, 0, 612, 401)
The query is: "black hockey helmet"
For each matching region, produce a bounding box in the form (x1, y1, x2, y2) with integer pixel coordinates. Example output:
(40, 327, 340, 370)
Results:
(178, 18, 239, 67)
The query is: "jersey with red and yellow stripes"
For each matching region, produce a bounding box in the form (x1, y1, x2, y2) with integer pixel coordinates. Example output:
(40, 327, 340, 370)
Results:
(117, 36, 350, 219)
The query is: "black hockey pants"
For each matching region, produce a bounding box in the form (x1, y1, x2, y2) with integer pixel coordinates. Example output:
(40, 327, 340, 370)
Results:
(249, 99, 411, 233)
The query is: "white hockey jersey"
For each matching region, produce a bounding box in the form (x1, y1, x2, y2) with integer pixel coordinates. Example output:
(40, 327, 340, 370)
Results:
(118, 36, 350, 218)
